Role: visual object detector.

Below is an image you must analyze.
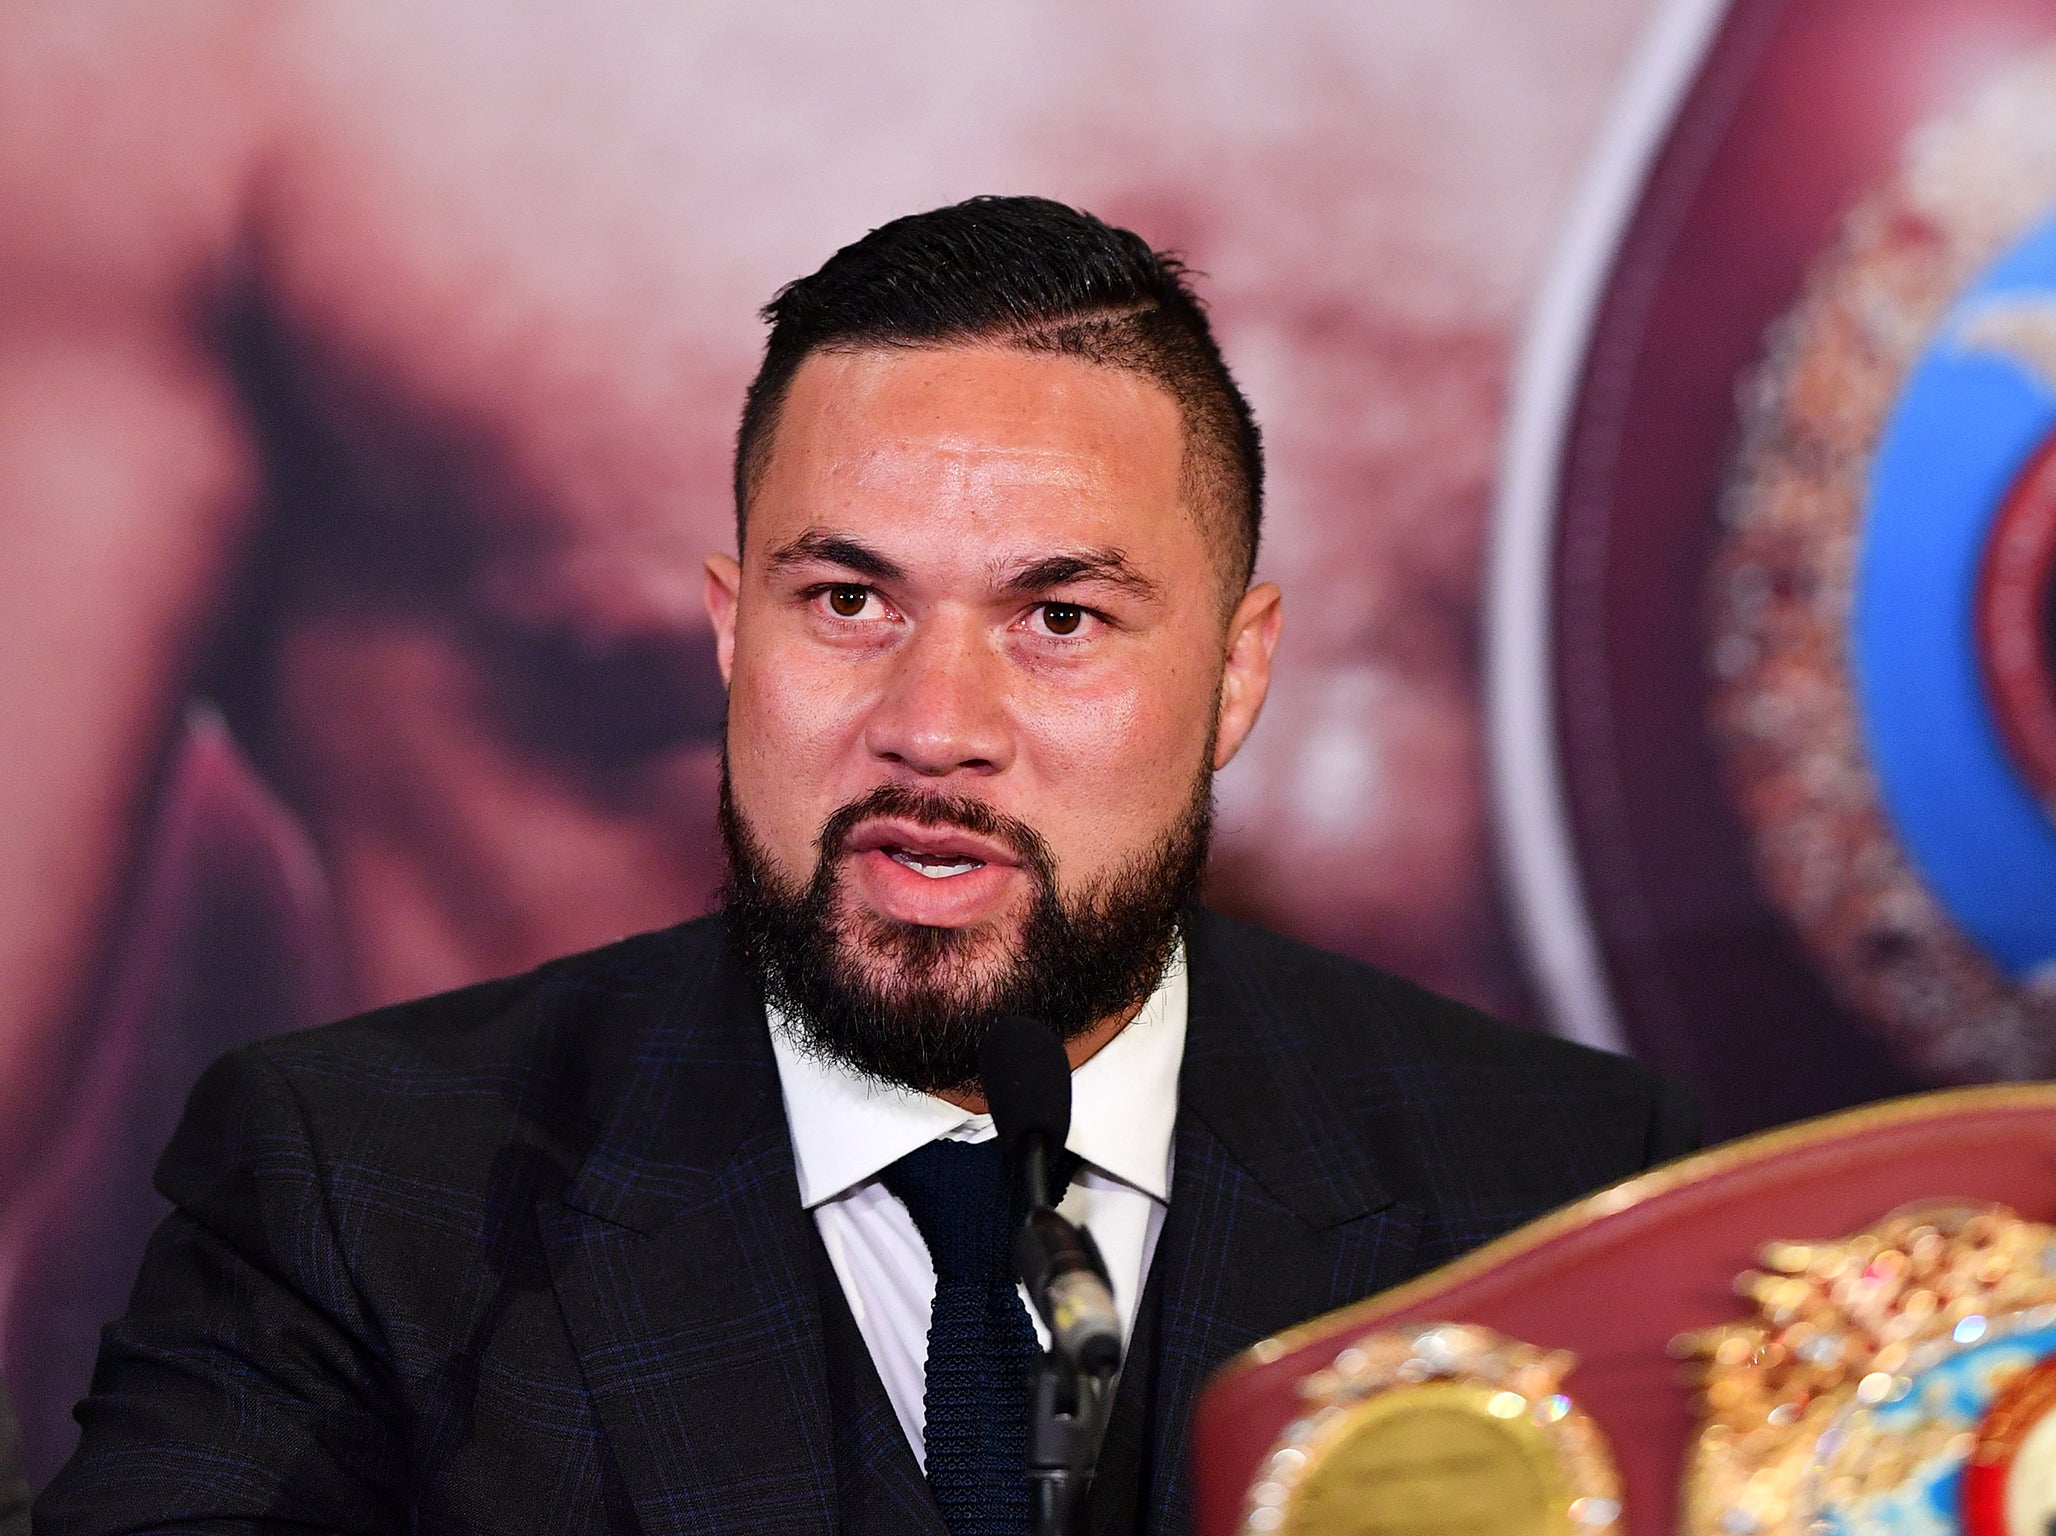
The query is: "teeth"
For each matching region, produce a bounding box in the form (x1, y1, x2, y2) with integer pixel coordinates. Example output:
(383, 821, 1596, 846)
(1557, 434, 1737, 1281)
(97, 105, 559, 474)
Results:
(889, 849, 984, 879)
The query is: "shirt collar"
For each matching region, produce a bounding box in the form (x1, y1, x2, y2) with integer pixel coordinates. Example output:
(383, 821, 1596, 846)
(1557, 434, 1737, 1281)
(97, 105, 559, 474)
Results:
(768, 943, 1186, 1209)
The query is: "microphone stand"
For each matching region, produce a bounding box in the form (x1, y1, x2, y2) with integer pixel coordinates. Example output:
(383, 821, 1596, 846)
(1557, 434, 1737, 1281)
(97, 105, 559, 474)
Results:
(1017, 1135, 1118, 1536)
(980, 1014, 1121, 1536)
(1026, 1348, 1111, 1536)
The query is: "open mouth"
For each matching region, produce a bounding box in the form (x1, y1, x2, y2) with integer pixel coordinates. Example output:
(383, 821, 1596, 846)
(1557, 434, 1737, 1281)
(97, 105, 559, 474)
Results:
(836, 812, 1026, 925)
(845, 815, 1019, 887)
(885, 847, 987, 880)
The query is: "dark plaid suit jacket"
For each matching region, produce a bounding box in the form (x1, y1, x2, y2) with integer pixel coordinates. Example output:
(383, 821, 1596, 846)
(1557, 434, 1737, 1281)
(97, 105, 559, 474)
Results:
(0, 1384, 25, 1536)
(37, 907, 1696, 1535)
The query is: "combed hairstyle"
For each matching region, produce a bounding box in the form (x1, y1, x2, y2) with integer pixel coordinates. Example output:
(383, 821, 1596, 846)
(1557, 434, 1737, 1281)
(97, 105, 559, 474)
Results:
(733, 196, 1264, 591)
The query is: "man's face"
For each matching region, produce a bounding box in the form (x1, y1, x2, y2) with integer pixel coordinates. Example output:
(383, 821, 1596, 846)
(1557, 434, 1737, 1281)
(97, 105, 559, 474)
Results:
(705, 344, 1280, 1086)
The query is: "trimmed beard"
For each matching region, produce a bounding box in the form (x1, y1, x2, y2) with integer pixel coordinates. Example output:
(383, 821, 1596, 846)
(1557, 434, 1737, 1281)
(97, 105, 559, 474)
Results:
(719, 761, 1212, 1094)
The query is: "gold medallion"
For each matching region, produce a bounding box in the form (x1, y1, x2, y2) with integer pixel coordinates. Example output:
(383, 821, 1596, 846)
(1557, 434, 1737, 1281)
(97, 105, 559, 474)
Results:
(1238, 1324, 1622, 1536)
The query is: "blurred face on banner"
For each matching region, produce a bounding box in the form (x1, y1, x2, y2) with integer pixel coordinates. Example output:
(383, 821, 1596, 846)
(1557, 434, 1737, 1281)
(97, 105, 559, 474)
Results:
(0, 0, 1646, 1475)
(706, 346, 1280, 1092)
(0, 0, 1640, 1143)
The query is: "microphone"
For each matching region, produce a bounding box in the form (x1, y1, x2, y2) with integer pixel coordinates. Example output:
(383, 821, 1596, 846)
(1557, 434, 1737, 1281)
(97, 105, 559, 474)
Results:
(979, 1014, 1123, 1379)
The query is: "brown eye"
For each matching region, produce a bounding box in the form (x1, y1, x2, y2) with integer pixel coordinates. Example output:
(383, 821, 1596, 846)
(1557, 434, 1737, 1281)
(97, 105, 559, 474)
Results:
(827, 586, 869, 618)
(1041, 603, 1084, 636)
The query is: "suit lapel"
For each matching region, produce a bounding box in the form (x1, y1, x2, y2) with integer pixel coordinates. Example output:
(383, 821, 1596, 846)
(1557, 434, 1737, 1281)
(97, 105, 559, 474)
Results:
(1127, 911, 1428, 1535)
(538, 925, 842, 1536)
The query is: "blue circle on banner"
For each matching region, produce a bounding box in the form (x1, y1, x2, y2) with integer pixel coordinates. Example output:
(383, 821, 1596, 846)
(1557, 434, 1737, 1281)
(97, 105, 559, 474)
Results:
(1856, 212, 2056, 983)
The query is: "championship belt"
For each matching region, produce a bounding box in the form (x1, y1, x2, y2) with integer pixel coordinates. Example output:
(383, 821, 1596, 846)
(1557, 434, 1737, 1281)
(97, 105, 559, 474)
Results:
(1190, 1085, 2056, 1536)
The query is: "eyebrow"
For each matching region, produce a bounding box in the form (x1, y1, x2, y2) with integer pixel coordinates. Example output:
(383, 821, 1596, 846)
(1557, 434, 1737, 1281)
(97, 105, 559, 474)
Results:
(764, 530, 907, 583)
(996, 548, 1163, 603)
(766, 530, 1163, 604)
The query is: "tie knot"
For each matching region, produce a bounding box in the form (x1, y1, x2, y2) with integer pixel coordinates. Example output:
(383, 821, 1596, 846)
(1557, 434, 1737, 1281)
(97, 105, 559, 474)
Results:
(881, 1139, 1017, 1285)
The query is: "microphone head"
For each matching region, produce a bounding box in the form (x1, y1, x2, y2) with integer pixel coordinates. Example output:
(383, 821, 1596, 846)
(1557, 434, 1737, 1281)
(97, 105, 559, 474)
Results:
(978, 1013, 1072, 1163)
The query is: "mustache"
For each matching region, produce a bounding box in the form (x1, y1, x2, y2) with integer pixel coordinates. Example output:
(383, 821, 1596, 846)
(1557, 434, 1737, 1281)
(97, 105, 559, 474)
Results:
(817, 782, 1053, 875)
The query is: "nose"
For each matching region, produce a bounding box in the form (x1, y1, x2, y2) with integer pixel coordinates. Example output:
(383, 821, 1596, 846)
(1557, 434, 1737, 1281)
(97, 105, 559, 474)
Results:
(861, 612, 1013, 777)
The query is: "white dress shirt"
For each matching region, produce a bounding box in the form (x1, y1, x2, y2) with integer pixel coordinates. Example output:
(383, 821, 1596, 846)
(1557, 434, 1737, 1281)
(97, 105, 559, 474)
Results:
(767, 949, 1186, 1468)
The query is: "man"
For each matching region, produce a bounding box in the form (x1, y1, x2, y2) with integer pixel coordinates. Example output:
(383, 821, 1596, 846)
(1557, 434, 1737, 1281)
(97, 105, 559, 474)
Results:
(39, 198, 1696, 1534)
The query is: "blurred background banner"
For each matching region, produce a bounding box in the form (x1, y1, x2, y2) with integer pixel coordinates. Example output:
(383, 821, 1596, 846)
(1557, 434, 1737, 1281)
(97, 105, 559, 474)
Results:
(6, 0, 2056, 1484)
(1495, 0, 2056, 1145)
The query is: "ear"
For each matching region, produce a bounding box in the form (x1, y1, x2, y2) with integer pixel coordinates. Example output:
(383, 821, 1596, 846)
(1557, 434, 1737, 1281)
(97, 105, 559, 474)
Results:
(1213, 581, 1282, 769)
(703, 552, 743, 687)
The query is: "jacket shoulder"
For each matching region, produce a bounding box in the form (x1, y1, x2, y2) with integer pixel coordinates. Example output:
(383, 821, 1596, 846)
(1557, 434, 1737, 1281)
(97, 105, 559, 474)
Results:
(1188, 909, 1699, 1230)
(1198, 909, 1656, 1089)
(179, 916, 743, 1188)
(260, 916, 723, 1067)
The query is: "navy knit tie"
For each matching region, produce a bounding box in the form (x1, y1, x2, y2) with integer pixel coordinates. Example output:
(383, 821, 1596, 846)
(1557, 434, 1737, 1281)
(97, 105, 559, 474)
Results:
(883, 1138, 1075, 1536)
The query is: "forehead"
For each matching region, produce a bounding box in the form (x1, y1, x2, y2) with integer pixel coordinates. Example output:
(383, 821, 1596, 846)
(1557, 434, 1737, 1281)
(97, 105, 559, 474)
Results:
(748, 345, 1196, 562)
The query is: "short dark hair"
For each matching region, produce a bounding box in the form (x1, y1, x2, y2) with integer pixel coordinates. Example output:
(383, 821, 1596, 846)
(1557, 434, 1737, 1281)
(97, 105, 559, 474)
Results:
(734, 196, 1264, 589)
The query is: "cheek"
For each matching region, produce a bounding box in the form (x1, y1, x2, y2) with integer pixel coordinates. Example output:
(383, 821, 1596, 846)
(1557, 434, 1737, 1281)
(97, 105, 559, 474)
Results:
(1015, 656, 1216, 859)
(724, 643, 872, 855)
